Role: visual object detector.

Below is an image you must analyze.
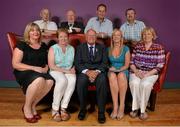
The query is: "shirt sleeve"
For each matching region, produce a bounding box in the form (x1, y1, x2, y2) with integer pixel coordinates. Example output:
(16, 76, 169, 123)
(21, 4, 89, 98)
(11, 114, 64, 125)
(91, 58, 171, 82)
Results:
(107, 21, 113, 37)
(155, 45, 165, 72)
(84, 18, 93, 33)
(50, 22, 58, 30)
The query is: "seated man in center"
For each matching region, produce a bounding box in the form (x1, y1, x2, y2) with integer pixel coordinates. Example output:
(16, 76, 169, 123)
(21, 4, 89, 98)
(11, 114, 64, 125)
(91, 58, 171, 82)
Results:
(75, 29, 109, 124)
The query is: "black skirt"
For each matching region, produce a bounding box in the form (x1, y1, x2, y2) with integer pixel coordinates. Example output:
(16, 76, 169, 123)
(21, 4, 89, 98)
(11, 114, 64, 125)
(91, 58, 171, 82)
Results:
(14, 70, 54, 94)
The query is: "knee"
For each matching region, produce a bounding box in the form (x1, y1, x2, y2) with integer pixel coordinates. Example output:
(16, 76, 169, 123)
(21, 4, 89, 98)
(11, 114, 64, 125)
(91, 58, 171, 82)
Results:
(141, 82, 153, 91)
(117, 72, 125, 79)
(108, 72, 117, 81)
(129, 80, 140, 90)
(70, 74, 76, 83)
(59, 77, 68, 85)
(46, 80, 54, 88)
(97, 73, 107, 83)
(77, 74, 88, 86)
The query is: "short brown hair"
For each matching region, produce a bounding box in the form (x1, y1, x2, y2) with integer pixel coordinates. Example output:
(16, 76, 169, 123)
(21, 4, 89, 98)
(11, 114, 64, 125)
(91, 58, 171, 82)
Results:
(97, 4, 107, 11)
(125, 8, 136, 16)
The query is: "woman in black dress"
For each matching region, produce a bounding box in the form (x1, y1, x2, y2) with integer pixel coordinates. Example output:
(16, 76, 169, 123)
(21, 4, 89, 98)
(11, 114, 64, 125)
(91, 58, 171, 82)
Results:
(12, 22, 54, 123)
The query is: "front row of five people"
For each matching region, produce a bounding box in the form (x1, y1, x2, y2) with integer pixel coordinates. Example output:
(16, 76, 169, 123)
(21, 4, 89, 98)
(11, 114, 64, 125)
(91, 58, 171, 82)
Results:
(12, 22, 165, 123)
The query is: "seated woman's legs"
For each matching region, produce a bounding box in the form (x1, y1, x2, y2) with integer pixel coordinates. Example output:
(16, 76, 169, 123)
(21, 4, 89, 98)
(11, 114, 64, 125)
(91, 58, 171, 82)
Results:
(129, 74, 141, 111)
(129, 73, 141, 118)
(50, 71, 67, 118)
(24, 77, 46, 118)
(139, 75, 158, 119)
(117, 72, 128, 119)
(108, 72, 119, 119)
(61, 74, 76, 109)
(31, 79, 54, 115)
(60, 74, 76, 121)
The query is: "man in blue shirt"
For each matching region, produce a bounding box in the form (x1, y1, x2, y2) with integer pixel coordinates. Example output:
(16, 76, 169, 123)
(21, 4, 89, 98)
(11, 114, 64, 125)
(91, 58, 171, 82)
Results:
(84, 4, 113, 44)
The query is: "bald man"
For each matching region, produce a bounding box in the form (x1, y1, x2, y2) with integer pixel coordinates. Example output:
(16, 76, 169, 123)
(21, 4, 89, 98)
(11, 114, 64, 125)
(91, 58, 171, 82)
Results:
(60, 9, 84, 34)
(75, 29, 108, 124)
(34, 8, 58, 36)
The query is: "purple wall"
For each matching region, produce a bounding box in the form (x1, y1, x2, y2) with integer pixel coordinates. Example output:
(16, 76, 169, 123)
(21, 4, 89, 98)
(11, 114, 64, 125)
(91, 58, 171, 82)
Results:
(0, 0, 180, 82)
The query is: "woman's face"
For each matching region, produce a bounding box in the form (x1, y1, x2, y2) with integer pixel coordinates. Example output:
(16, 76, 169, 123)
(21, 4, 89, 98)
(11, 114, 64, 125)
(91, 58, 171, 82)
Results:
(112, 30, 122, 45)
(58, 32, 68, 45)
(29, 27, 40, 41)
(143, 30, 154, 43)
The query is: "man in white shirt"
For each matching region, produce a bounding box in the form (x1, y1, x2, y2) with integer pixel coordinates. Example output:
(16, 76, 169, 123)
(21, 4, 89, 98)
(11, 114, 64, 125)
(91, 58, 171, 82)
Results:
(34, 8, 58, 36)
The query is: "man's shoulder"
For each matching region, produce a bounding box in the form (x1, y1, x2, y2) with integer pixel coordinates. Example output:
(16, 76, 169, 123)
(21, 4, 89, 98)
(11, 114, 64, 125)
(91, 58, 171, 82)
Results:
(95, 43, 106, 49)
(120, 22, 128, 29)
(77, 43, 87, 48)
(61, 21, 68, 25)
(88, 17, 97, 22)
(105, 18, 112, 24)
(74, 21, 84, 25)
(135, 20, 145, 25)
(49, 21, 57, 25)
(34, 20, 42, 24)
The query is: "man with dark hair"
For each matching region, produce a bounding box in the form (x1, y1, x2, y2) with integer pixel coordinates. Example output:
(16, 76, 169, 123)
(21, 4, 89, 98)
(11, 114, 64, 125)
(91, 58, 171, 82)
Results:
(120, 8, 146, 48)
(85, 4, 113, 43)
(75, 29, 108, 124)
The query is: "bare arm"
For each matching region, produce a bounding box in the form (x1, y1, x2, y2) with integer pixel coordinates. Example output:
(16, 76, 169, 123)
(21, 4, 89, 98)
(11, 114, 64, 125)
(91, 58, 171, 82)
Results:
(12, 48, 46, 73)
(48, 47, 69, 73)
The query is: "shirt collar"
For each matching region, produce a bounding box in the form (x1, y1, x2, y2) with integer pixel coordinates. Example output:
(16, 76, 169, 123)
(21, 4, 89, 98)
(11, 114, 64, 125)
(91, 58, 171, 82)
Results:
(41, 20, 49, 24)
(68, 22, 74, 25)
(126, 20, 137, 25)
(96, 17, 106, 22)
(87, 44, 95, 48)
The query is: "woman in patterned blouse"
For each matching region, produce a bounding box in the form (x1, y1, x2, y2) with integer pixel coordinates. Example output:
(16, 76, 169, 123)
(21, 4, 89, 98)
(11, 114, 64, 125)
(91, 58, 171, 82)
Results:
(129, 27, 165, 120)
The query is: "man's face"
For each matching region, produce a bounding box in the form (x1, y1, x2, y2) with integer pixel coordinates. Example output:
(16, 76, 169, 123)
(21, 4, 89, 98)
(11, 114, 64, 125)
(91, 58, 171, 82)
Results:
(86, 30, 97, 45)
(67, 10, 75, 23)
(126, 10, 136, 22)
(41, 9, 50, 22)
(97, 6, 106, 20)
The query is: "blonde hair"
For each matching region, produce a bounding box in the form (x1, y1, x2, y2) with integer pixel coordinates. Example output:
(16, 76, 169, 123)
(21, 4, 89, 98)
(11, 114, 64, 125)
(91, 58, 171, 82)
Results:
(109, 29, 124, 56)
(141, 27, 157, 41)
(23, 22, 41, 44)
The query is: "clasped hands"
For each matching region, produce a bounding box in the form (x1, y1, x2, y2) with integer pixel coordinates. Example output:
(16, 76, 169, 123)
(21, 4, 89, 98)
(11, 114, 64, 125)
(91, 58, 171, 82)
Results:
(134, 69, 149, 79)
(33, 65, 48, 73)
(86, 70, 100, 82)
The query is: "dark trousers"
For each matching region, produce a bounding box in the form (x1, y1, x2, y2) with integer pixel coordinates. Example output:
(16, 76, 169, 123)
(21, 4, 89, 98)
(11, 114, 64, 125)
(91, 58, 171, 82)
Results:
(76, 73, 107, 113)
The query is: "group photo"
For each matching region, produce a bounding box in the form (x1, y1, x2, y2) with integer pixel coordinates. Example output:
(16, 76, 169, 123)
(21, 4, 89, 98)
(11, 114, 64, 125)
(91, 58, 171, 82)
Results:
(0, 0, 180, 126)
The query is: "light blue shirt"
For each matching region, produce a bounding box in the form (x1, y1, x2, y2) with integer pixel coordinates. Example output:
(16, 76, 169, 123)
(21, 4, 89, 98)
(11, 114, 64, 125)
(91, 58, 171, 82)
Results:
(84, 17, 113, 37)
(120, 20, 145, 42)
(51, 44, 74, 70)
